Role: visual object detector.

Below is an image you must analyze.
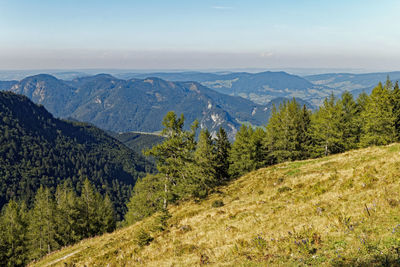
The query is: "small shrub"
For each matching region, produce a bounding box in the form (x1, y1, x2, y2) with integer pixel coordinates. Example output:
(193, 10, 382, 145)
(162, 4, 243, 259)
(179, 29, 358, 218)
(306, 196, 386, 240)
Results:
(135, 228, 154, 247)
(152, 209, 171, 232)
(278, 186, 292, 193)
(212, 200, 224, 208)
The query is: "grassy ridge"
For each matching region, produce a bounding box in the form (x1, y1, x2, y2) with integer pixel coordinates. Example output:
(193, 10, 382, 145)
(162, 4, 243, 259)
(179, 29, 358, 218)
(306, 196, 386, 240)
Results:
(32, 144, 400, 266)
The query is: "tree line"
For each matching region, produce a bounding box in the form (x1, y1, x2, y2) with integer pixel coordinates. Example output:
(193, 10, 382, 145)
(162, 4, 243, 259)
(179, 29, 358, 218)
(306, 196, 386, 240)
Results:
(124, 78, 400, 224)
(0, 179, 115, 266)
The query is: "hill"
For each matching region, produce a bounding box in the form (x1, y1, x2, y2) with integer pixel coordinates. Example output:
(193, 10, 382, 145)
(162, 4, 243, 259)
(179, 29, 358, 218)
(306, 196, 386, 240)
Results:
(304, 71, 400, 97)
(0, 91, 152, 218)
(116, 71, 326, 106)
(32, 143, 400, 266)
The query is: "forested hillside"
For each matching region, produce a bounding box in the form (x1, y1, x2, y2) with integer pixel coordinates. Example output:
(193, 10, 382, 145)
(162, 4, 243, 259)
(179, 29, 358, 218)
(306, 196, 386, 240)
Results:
(0, 91, 152, 215)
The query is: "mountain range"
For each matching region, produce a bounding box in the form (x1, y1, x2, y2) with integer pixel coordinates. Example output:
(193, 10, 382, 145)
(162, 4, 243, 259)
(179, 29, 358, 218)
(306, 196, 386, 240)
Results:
(1, 73, 312, 139)
(116, 71, 329, 106)
(304, 71, 400, 97)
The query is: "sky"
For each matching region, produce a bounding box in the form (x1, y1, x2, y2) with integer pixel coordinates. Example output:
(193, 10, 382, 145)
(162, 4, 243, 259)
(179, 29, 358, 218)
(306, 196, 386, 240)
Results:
(0, 0, 400, 71)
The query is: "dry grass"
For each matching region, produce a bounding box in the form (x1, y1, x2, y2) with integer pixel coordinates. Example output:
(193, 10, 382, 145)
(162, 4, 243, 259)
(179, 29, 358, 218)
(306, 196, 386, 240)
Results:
(32, 144, 400, 266)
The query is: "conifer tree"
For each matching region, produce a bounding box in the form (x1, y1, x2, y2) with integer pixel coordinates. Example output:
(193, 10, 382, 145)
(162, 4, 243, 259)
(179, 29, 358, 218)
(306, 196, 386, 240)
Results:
(391, 81, 400, 140)
(215, 127, 231, 183)
(310, 93, 343, 156)
(54, 182, 80, 246)
(77, 178, 103, 238)
(229, 125, 256, 178)
(98, 194, 116, 233)
(124, 174, 164, 225)
(0, 200, 28, 266)
(28, 186, 59, 260)
(360, 82, 396, 146)
(191, 129, 218, 198)
(265, 99, 310, 162)
(145, 111, 198, 209)
(337, 91, 360, 149)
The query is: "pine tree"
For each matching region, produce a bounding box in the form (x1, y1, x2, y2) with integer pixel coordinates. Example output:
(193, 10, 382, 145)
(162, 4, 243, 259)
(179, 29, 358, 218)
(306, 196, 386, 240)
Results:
(54, 182, 80, 246)
(28, 186, 59, 260)
(337, 91, 360, 149)
(145, 111, 198, 209)
(77, 178, 102, 238)
(391, 81, 400, 140)
(0, 200, 29, 266)
(98, 194, 116, 233)
(124, 174, 164, 225)
(310, 94, 343, 156)
(360, 82, 396, 146)
(191, 129, 218, 198)
(214, 127, 231, 183)
(265, 99, 310, 162)
(229, 125, 260, 178)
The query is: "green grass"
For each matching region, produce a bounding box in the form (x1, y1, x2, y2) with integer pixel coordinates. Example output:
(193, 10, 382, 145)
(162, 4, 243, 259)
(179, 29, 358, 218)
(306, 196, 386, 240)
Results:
(32, 143, 400, 266)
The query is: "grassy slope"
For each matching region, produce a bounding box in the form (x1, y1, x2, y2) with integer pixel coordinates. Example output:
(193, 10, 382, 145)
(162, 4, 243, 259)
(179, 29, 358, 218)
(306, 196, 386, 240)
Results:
(32, 144, 400, 266)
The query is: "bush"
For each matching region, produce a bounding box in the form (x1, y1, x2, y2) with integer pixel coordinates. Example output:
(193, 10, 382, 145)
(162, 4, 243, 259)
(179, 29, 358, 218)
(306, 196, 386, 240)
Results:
(135, 228, 154, 247)
(212, 200, 224, 208)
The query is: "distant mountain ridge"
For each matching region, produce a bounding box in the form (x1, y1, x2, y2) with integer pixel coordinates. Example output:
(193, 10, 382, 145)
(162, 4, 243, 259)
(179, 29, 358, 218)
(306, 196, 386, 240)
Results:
(115, 71, 329, 106)
(1, 74, 313, 139)
(304, 71, 400, 97)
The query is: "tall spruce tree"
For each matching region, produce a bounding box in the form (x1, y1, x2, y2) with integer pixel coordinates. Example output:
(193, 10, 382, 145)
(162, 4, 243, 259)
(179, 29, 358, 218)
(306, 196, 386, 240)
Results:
(145, 111, 198, 209)
(124, 174, 164, 225)
(229, 125, 259, 178)
(191, 129, 218, 198)
(391, 81, 400, 140)
(98, 194, 116, 233)
(214, 127, 231, 183)
(338, 91, 360, 149)
(360, 82, 396, 146)
(54, 182, 80, 246)
(265, 99, 310, 163)
(0, 200, 28, 266)
(310, 93, 343, 156)
(28, 186, 58, 260)
(77, 178, 103, 238)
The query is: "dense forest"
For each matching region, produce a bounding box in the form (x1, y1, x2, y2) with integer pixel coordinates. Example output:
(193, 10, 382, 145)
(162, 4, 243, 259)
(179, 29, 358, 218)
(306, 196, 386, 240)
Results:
(1, 78, 400, 265)
(0, 91, 154, 216)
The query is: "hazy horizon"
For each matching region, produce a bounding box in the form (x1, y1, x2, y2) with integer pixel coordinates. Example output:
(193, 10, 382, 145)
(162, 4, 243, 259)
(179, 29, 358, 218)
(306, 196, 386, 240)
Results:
(1, 0, 400, 70)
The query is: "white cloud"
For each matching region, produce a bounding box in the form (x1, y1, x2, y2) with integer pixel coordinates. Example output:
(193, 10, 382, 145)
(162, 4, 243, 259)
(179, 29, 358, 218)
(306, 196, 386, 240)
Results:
(211, 6, 234, 10)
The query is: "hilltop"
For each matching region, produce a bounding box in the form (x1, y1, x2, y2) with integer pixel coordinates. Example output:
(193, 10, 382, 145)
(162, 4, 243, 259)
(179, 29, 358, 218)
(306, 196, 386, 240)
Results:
(33, 143, 400, 266)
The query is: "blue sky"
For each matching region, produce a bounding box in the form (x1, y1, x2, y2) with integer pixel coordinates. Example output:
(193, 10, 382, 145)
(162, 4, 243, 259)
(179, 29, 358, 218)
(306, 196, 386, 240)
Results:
(1, 0, 400, 70)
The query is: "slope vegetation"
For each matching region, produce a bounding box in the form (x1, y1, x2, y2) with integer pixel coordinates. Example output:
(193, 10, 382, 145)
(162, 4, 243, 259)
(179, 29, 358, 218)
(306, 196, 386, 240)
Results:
(33, 144, 400, 266)
(0, 91, 152, 217)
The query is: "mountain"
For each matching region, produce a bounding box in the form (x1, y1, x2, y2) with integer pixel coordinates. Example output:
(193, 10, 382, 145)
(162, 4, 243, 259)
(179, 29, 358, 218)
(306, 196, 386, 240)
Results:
(33, 143, 400, 266)
(9, 74, 77, 117)
(0, 91, 153, 218)
(5, 74, 287, 139)
(115, 71, 327, 106)
(304, 71, 400, 97)
(0, 81, 17, 91)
